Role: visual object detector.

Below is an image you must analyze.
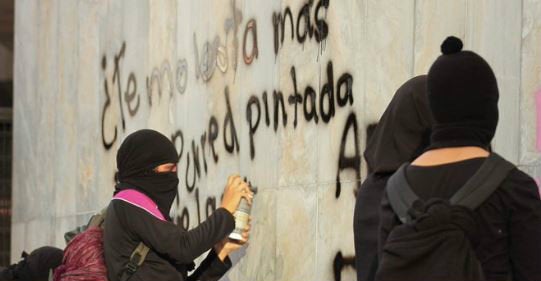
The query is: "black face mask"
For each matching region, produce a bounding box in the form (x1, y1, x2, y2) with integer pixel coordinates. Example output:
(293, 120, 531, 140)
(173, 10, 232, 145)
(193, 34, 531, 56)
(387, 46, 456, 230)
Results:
(115, 129, 179, 221)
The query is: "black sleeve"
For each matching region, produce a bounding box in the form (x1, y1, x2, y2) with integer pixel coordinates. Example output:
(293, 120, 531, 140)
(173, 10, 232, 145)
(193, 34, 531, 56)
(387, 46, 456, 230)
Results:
(186, 249, 232, 281)
(377, 189, 401, 258)
(116, 201, 235, 264)
(503, 170, 541, 281)
(354, 174, 388, 281)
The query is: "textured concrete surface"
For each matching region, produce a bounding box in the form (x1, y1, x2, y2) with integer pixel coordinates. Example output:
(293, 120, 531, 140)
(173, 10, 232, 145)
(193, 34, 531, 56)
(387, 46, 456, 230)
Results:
(11, 1, 541, 280)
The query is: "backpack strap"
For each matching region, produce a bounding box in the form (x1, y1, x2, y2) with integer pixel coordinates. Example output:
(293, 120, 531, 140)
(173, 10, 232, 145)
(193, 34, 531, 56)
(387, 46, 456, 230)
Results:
(63, 207, 108, 244)
(387, 153, 515, 224)
(119, 242, 150, 281)
(450, 153, 515, 209)
(112, 189, 166, 281)
(86, 207, 108, 228)
(386, 163, 419, 224)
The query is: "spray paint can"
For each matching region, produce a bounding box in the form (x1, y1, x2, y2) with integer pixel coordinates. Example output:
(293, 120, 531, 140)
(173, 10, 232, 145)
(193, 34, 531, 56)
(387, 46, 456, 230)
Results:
(229, 185, 257, 241)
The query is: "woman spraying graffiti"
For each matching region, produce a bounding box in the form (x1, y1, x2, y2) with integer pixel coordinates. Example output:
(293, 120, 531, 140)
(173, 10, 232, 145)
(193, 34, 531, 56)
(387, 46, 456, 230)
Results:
(103, 129, 253, 281)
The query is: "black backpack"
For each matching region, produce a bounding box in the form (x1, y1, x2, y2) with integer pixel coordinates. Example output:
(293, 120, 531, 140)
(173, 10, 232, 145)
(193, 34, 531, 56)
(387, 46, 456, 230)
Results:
(375, 153, 514, 281)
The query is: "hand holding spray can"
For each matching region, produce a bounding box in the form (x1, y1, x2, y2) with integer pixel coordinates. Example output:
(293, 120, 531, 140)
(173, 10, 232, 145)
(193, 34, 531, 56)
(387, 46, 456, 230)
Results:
(229, 181, 257, 241)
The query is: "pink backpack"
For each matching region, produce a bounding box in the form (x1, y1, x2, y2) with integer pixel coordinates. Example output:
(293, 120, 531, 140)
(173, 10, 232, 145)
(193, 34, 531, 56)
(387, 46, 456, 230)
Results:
(53, 189, 165, 281)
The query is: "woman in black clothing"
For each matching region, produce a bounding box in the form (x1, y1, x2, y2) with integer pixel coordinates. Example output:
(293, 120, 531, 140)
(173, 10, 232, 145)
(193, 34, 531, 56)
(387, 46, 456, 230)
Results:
(104, 129, 253, 281)
(353, 75, 433, 281)
(378, 37, 541, 281)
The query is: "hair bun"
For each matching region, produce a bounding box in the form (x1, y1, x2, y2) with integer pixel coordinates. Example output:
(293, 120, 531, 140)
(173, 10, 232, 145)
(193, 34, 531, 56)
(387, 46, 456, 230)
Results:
(441, 36, 463, 55)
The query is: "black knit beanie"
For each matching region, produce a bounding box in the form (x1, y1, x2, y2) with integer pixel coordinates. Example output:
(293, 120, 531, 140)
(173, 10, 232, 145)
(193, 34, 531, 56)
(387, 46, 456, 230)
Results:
(426, 36, 499, 149)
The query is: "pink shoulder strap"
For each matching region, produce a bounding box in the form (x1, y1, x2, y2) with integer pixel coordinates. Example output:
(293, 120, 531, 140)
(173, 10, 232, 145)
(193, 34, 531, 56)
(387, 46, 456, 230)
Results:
(113, 189, 166, 221)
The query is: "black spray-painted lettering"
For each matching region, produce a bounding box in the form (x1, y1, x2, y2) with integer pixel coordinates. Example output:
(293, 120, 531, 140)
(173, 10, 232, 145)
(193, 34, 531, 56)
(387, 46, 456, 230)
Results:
(320, 61, 336, 123)
(304, 85, 319, 124)
(239, 61, 353, 159)
(125, 73, 140, 116)
(337, 73, 353, 107)
(272, 8, 294, 55)
(333, 251, 355, 281)
(191, 140, 202, 180)
(262, 91, 271, 126)
(296, 0, 314, 44)
(195, 188, 201, 224)
(314, 0, 330, 42)
(185, 151, 196, 193)
(223, 87, 240, 154)
(247, 95, 261, 160)
(208, 116, 220, 163)
(288, 67, 303, 128)
(101, 56, 117, 150)
(200, 133, 208, 174)
(179, 207, 190, 231)
(273, 90, 288, 131)
(113, 42, 127, 130)
(171, 130, 185, 162)
(335, 113, 361, 198)
(272, 0, 330, 55)
(101, 43, 191, 150)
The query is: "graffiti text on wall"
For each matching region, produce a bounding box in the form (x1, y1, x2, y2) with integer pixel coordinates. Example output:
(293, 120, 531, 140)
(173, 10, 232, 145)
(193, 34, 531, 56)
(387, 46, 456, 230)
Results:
(99, 1, 358, 277)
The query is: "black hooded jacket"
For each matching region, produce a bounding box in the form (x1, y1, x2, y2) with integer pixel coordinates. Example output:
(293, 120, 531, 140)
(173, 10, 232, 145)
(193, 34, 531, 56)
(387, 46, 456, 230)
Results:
(353, 75, 433, 281)
(103, 130, 235, 281)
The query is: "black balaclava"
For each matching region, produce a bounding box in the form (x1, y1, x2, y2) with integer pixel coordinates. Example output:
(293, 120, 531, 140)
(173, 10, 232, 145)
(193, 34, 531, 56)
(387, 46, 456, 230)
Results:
(115, 129, 179, 221)
(427, 36, 499, 149)
(364, 75, 434, 174)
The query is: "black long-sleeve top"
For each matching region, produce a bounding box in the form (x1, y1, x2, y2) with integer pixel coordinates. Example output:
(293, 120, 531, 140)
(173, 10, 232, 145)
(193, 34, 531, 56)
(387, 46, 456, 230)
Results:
(354, 173, 391, 281)
(379, 158, 541, 281)
(103, 200, 235, 281)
